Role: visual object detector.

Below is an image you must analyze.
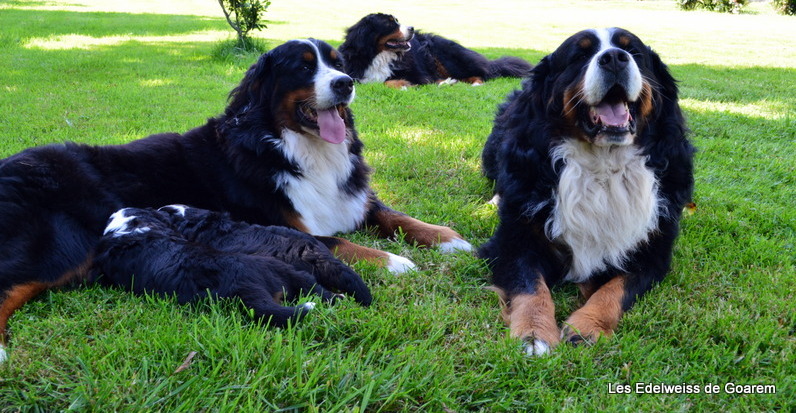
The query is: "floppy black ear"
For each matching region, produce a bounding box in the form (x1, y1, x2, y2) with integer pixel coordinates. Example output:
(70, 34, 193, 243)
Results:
(646, 46, 687, 140)
(527, 54, 554, 114)
(647, 47, 679, 110)
(225, 52, 272, 119)
(219, 52, 279, 156)
(339, 19, 379, 79)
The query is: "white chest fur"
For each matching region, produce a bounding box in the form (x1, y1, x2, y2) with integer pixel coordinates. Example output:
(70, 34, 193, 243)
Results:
(546, 140, 661, 283)
(276, 129, 368, 236)
(361, 51, 398, 83)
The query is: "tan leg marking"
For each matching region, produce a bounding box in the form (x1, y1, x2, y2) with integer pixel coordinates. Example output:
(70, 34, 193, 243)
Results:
(384, 79, 413, 89)
(491, 279, 560, 349)
(370, 208, 462, 248)
(0, 257, 92, 344)
(0, 282, 49, 344)
(322, 237, 390, 266)
(462, 76, 485, 85)
(563, 275, 626, 343)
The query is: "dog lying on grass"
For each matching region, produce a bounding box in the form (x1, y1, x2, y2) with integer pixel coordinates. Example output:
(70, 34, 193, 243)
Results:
(92, 205, 372, 327)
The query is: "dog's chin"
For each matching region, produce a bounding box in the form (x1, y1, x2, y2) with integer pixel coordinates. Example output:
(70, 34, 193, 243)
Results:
(580, 119, 637, 147)
(591, 129, 635, 147)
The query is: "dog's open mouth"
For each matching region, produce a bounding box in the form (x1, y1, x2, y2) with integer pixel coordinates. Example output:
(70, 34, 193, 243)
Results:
(581, 86, 637, 145)
(297, 103, 348, 144)
(385, 39, 411, 52)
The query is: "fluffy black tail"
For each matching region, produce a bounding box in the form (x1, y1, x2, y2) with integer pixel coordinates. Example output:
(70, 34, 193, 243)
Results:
(487, 56, 533, 80)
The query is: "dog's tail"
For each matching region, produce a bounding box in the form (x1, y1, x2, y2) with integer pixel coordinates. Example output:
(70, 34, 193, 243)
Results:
(487, 56, 533, 80)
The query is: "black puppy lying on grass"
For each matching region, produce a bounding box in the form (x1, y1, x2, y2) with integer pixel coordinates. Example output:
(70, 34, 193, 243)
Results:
(92, 205, 372, 326)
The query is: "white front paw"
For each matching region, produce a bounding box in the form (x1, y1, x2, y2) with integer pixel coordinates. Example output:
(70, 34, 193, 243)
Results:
(386, 253, 416, 274)
(523, 339, 552, 357)
(438, 238, 473, 254)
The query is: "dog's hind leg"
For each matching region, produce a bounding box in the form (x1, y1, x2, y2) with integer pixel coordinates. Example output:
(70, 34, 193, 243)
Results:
(221, 256, 343, 327)
(266, 231, 372, 306)
(0, 258, 92, 363)
(247, 297, 315, 328)
(307, 262, 372, 307)
(0, 282, 50, 362)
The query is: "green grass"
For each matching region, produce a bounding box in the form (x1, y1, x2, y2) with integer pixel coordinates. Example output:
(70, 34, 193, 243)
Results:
(0, 0, 794, 411)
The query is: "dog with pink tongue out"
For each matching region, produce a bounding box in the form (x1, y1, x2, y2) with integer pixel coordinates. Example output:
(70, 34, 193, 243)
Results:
(261, 39, 473, 272)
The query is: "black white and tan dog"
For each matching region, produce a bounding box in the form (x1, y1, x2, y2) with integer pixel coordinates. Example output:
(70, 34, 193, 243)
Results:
(93, 205, 372, 327)
(480, 28, 695, 355)
(339, 13, 533, 88)
(0, 38, 471, 362)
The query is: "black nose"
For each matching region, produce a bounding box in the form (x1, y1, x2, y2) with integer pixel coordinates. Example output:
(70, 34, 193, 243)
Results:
(332, 75, 354, 96)
(407, 26, 415, 35)
(598, 49, 630, 73)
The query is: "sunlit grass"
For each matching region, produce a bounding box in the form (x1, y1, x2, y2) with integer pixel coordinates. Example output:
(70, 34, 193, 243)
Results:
(681, 98, 792, 120)
(24, 31, 229, 50)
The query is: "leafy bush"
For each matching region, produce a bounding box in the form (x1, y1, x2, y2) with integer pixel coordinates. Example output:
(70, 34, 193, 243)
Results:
(677, 0, 748, 13)
(218, 0, 271, 47)
(771, 0, 796, 15)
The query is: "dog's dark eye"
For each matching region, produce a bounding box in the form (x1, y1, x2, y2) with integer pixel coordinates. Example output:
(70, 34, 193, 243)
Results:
(333, 61, 344, 70)
(301, 64, 312, 72)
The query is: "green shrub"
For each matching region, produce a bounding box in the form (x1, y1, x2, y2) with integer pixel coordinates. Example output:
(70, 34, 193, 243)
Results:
(677, 0, 748, 13)
(218, 0, 271, 48)
(771, 0, 796, 15)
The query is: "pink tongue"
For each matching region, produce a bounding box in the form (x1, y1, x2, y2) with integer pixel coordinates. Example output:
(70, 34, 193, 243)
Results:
(593, 102, 630, 127)
(317, 108, 346, 144)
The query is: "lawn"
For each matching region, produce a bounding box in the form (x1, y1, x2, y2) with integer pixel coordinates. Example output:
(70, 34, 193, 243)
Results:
(0, 0, 794, 411)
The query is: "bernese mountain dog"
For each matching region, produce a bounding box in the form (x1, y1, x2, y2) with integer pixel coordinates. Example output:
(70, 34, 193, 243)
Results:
(339, 13, 533, 88)
(0, 38, 471, 362)
(92, 205, 372, 327)
(480, 28, 695, 356)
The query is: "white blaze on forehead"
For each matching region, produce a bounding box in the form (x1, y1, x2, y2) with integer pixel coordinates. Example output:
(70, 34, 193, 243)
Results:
(298, 39, 355, 109)
(582, 28, 643, 105)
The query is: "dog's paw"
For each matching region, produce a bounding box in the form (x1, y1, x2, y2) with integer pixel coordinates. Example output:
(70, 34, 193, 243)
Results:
(386, 253, 416, 274)
(522, 339, 552, 357)
(0, 344, 7, 364)
(561, 323, 607, 346)
(438, 78, 458, 86)
(487, 194, 501, 206)
(301, 302, 317, 311)
(438, 238, 474, 254)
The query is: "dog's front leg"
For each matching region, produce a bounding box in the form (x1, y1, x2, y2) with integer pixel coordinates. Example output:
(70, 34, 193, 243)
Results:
(491, 277, 560, 357)
(315, 236, 416, 275)
(365, 199, 472, 253)
(562, 276, 626, 344)
(563, 229, 678, 344)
